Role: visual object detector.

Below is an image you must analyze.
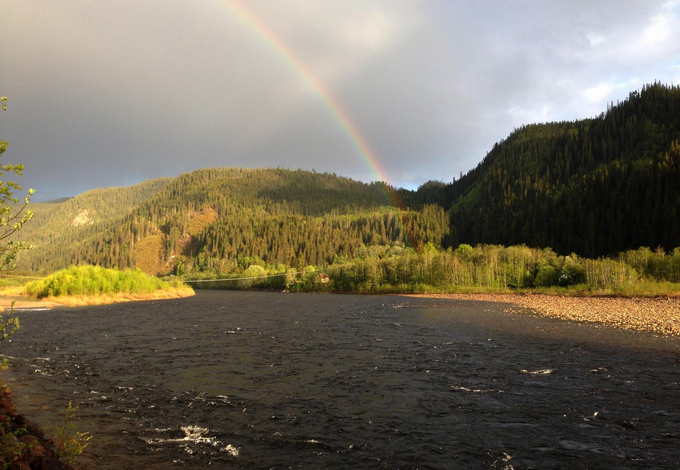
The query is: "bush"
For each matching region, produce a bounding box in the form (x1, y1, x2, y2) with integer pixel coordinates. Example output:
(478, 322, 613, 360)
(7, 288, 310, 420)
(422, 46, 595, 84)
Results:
(238, 265, 267, 288)
(558, 257, 586, 286)
(534, 265, 559, 287)
(53, 401, 91, 466)
(24, 265, 185, 298)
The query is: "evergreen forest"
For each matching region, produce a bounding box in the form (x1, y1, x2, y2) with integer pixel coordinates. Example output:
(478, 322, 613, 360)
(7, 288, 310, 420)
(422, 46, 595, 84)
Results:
(422, 82, 680, 257)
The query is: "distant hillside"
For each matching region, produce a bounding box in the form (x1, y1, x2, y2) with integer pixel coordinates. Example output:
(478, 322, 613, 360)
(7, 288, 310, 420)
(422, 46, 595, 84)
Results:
(15, 178, 171, 272)
(17, 168, 448, 275)
(414, 82, 680, 257)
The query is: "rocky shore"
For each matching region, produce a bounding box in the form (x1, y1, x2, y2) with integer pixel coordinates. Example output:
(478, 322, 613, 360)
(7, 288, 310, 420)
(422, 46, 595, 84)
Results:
(405, 293, 680, 336)
(0, 385, 74, 470)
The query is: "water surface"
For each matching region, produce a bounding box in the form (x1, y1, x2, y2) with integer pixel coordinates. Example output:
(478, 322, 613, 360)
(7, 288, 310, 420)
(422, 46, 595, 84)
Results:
(3, 291, 679, 469)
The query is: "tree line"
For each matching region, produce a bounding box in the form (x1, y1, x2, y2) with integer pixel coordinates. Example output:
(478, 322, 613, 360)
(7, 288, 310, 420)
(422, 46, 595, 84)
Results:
(188, 243, 680, 295)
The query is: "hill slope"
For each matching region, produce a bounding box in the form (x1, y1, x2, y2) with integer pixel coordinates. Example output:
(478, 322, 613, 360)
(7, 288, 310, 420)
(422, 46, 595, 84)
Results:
(14, 178, 171, 272)
(419, 82, 680, 257)
(17, 168, 448, 275)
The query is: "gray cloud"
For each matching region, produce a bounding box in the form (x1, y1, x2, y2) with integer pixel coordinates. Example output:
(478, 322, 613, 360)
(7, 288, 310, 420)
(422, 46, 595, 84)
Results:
(1, 0, 678, 200)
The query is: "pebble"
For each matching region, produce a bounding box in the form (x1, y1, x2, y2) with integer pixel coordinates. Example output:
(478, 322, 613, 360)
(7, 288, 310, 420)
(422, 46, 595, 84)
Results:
(406, 294, 680, 336)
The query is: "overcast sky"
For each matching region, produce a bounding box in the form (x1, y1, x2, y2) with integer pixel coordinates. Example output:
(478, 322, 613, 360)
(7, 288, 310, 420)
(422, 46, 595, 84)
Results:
(1, 0, 679, 200)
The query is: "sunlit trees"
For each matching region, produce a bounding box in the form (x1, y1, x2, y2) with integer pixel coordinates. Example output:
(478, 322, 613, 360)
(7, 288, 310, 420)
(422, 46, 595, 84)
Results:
(0, 96, 34, 352)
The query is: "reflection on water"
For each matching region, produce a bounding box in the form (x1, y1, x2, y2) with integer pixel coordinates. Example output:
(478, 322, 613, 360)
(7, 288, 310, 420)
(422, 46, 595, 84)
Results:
(3, 291, 680, 469)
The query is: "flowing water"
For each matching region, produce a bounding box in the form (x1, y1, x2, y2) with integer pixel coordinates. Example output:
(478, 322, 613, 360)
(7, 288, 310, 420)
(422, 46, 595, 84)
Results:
(2, 291, 679, 469)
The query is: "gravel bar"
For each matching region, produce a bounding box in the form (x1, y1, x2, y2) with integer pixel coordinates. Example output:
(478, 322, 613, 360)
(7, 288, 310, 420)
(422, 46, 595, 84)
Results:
(404, 293, 680, 336)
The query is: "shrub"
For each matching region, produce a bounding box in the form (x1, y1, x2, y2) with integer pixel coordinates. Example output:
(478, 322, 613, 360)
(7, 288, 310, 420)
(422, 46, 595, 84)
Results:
(534, 265, 559, 287)
(24, 265, 185, 298)
(53, 401, 91, 466)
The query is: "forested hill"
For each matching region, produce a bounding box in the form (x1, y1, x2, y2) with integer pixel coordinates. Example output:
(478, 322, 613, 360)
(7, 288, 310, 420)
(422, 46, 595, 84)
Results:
(16, 178, 171, 247)
(12, 178, 171, 272)
(414, 82, 680, 257)
(16, 168, 448, 275)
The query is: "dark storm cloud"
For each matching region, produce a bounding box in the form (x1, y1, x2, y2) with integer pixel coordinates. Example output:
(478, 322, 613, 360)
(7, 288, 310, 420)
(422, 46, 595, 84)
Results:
(1, 0, 678, 199)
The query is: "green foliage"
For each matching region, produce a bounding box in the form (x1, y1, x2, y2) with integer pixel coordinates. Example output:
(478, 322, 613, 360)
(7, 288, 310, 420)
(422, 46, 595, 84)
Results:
(14, 167, 450, 275)
(301, 244, 662, 295)
(620, 246, 680, 282)
(191, 204, 449, 272)
(456, 243, 473, 258)
(52, 401, 91, 466)
(24, 265, 185, 298)
(238, 264, 267, 288)
(558, 256, 586, 286)
(534, 264, 559, 287)
(0, 97, 34, 272)
(0, 97, 33, 348)
(186, 242, 677, 296)
(0, 302, 19, 349)
(0, 421, 26, 468)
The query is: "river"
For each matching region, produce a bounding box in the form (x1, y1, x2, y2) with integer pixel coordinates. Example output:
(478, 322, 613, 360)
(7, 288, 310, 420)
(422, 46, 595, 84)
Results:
(2, 291, 679, 469)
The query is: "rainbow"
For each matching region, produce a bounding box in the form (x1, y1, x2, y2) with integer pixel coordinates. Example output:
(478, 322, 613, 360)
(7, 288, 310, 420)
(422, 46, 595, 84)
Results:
(214, 0, 392, 185)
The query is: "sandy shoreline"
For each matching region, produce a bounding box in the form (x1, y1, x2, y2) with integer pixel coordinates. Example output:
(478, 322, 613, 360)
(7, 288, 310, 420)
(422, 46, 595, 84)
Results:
(0, 288, 194, 311)
(0, 297, 58, 311)
(404, 293, 680, 336)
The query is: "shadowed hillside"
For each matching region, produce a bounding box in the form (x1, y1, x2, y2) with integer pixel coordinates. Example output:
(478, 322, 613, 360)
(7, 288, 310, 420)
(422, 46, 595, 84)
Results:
(412, 82, 680, 257)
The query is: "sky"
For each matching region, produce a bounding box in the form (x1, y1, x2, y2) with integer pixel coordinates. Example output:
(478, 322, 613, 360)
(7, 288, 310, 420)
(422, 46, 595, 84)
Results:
(1, 0, 679, 201)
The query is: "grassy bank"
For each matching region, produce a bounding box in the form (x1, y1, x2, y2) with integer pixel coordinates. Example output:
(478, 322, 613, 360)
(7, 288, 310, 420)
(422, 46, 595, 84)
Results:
(23, 266, 193, 305)
(185, 275, 680, 298)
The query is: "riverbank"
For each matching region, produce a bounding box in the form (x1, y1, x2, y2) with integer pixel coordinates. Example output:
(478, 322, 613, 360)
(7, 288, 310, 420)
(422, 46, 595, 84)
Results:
(405, 293, 680, 336)
(0, 383, 74, 469)
(0, 287, 195, 311)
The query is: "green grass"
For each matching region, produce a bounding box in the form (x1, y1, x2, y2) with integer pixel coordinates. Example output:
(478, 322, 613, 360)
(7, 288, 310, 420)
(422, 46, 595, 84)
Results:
(286, 280, 680, 297)
(610, 280, 680, 298)
(0, 277, 29, 288)
(24, 265, 187, 298)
